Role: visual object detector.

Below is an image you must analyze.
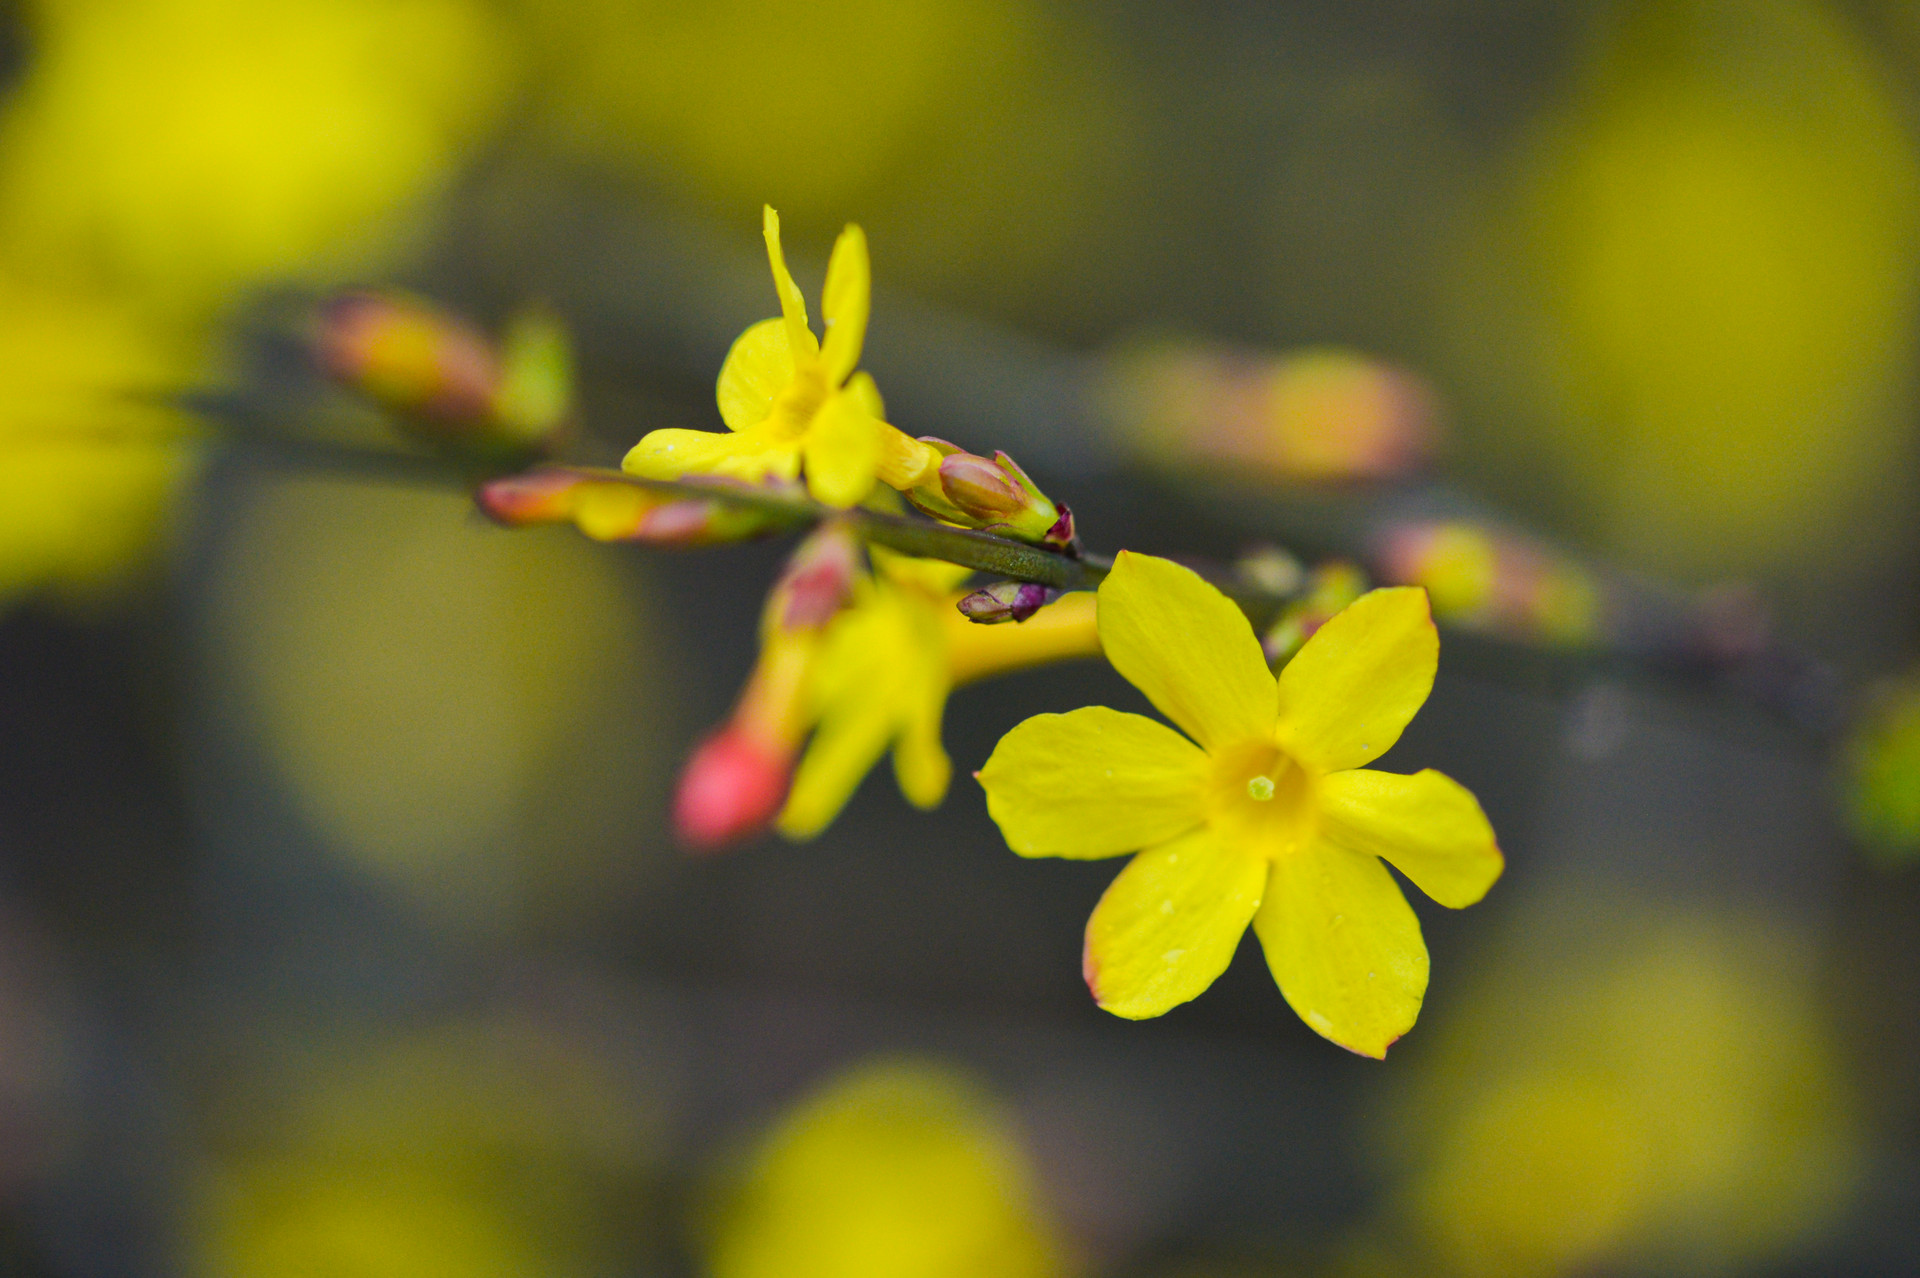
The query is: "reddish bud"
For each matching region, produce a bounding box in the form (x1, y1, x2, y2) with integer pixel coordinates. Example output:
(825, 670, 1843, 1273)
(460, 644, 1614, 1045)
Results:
(776, 522, 861, 630)
(475, 467, 584, 526)
(1377, 520, 1600, 646)
(317, 291, 499, 427)
(958, 580, 1059, 624)
(1102, 341, 1441, 482)
(907, 446, 1074, 552)
(673, 726, 794, 850)
(938, 452, 1027, 519)
(478, 467, 788, 544)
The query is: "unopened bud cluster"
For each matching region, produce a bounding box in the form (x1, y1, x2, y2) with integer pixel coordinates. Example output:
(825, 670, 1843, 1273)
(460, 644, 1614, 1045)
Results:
(477, 467, 791, 545)
(1262, 560, 1367, 666)
(316, 290, 573, 460)
(958, 580, 1059, 625)
(900, 439, 1077, 554)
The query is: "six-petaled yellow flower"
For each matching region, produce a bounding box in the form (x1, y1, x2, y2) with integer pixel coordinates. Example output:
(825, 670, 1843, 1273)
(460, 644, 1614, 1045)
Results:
(623, 206, 910, 508)
(978, 552, 1502, 1057)
(780, 548, 1100, 839)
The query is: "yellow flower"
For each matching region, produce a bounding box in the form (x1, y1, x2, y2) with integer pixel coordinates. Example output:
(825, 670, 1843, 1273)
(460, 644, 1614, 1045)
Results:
(707, 1057, 1063, 1278)
(977, 552, 1502, 1057)
(625, 206, 926, 508)
(779, 549, 1100, 838)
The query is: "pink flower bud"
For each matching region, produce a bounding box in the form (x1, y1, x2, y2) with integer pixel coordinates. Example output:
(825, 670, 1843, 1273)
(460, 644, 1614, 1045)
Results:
(477, 467, 787, 544)
(316, 291, 499, 427)
(938, 452, 1027, 520)
(776, 522, 861, 630)
(673, 726, 794, 850)
(957, 581, 1059, 624)
(475, 467, 584, 527)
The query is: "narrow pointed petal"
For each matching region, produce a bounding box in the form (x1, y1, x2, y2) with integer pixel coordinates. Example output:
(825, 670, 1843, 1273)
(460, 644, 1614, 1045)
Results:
(891, 680, 952, 810)
(1275, 586, 1437, 773)
(819, 224, 871, 385)
(762, 206, 819, 363)
(978, 706, 1209, 860)
(622, 427, 797, 485)
(1318, 768, 1503, 908)
(777, 696, 896, 840)
(1253, 841, 1428, 1058)
(1083, 827, 1267, 1019)
(802, 391, 884, 508)
(1097, 551, 1277, 752)
(716, 317, 796, 432)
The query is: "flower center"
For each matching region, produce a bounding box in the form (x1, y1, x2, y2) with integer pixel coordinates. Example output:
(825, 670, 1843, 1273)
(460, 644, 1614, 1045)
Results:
(768, 362, 831, 438)
(1206, 739, 1316, 857)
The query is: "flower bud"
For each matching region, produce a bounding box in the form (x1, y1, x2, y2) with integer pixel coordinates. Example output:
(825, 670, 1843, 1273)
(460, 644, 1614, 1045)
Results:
(316, 290, 498, 427)
(1263, 560, 1367, 665)
(1100, 339, 1441, 482)
(488, 306, 574, 445)
(905, 444, 1077, 553)
(1378, 520, 1600, 647)
(957, 580, 1059, 624)
(938, 452, 1026, 518)
(674, 726, 794, 851)
(477, 467, 786, 544)
(316, 292, 574, 459)
(775, 521, 861, 631)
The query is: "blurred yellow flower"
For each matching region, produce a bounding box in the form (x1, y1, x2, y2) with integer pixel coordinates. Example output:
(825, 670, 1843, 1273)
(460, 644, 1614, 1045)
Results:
(0, 0, 513, 318)
(708, 1058, 1064, 1278)
(0, 279, 196, 603)
(779, 550, 1099, 839)
(979, 553, 1501, 1056)
(1381, 899, 1862, 1277)
(626, 207, 930, 508)
(205, 477, 671, 930)
(1447, 0, 1920, 579)
(193, 1017, 655, 1278)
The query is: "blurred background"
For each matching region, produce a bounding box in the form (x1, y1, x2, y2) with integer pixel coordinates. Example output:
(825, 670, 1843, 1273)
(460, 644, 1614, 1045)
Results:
(3, 0, 1920, 1274)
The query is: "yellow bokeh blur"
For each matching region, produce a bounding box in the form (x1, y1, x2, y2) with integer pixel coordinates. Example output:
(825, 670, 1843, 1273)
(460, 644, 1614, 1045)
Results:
(205, 476, 672, 931)
(708, 1058, 1067, 1278)
(1446, 0, 1920, 579)
(0, 0, 515, 320)
(516, 0, 1129, 305)
(0, 0, 515, 606)
(0, 276, 197, 603)
(1377, 893, 1861, 1277)
(191, 1017, 653, 1278)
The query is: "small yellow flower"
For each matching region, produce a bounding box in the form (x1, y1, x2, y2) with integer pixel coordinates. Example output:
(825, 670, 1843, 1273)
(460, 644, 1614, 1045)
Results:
(978, 551, 1502, 1057)
(624, 206, 912, 508)
(779, 549, 1100, 839)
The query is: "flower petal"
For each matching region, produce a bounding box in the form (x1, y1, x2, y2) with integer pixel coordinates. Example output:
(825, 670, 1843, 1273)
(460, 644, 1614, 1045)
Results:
(1083, 826, 1267, 1019)
(845, 369, 885, 419)
(819, 224, 870, 385)
(716, 317, 795, 432)
(1275, 586, 1437, 773)
(802, 391, 884, 508)
(1097, 551, 1277, 752)
(1253, 840, 1428, 1058)
(622, 427, 798, 485)
(777, 693, 896, 841)
(891, 677, 951, 810)
(762, 205, 819, 364)
(978, 705, 1209, 860)
(1318, 768, 1503, 908)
